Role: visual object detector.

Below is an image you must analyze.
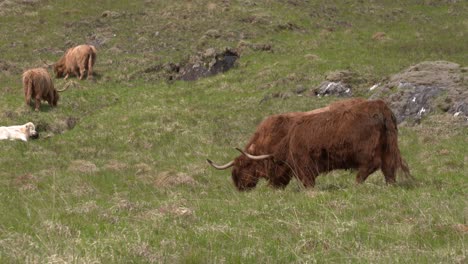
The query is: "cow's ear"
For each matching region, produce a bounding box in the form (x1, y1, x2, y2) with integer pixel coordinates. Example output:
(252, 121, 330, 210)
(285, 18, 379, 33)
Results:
(247, 144, 256, 153)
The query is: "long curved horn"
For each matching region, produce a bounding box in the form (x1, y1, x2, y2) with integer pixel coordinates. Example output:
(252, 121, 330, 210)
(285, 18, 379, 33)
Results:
(56, 82, 71, 92)
(206, 159, 234, 170)
(57, 81, 79, 92)
(41, 59, 54, 68)
(235, 147, 272, 160)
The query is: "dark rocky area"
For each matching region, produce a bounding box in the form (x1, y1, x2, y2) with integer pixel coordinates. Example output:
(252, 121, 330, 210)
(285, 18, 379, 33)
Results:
(140, 47, 239, 81)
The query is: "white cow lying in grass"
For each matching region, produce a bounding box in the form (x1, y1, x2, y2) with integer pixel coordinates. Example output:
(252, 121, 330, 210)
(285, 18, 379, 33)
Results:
(0, 122, 39, 141)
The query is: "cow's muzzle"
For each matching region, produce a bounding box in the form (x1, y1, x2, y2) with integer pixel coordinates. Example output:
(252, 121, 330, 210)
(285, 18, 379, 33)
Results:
(30, 132, 39, 139)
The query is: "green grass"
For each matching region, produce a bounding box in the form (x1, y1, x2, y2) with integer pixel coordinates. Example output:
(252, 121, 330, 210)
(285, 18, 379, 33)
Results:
(0, 0, 467, 262)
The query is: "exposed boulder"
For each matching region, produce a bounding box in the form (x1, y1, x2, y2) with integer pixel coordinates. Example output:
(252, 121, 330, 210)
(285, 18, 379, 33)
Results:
(313, 81, 352, 97)
(371, 61, 467, 124)
(140, 47, 239, 81)
(179, 47, 239, 81)
(312, 70, 355, 97)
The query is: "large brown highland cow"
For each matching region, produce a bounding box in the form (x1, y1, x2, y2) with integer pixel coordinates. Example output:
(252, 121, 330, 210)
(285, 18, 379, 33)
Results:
(207, 98, 368, 190)
(22, 68, 59, 111)
(54, 44, 96, 80)
(248, 100, 410, 189)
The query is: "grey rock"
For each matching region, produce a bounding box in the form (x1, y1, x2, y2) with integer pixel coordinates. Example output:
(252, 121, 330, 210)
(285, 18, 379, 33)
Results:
(371, 61, 468, 124)
(313, 81, 352, 97)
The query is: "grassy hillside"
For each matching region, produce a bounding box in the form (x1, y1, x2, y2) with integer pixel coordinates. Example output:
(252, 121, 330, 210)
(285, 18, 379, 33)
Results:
(0, 0, 467, 263)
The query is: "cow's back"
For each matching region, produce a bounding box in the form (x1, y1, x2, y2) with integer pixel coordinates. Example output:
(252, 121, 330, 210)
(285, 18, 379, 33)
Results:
(246, 113, 300, 154)
(245, 98, 367, 155)
(70, 45, 94, 58)
(284, 100, 391, 170)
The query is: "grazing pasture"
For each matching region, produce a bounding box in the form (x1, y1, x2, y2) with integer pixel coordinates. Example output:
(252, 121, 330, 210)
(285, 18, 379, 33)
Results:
(0, 0, 466, 262)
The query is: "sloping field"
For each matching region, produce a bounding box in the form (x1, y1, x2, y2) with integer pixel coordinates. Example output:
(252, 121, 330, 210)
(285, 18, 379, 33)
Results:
(0, 1, 466, 262)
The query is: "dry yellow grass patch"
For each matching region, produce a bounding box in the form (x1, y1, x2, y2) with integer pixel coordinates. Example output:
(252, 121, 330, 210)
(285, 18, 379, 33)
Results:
(153, 171, 197, 188)
(68, 160, 99, 174)
(104, 160, 128, 171)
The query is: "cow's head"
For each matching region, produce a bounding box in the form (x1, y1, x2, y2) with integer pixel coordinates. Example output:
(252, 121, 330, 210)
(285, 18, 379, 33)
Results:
(207, 148, 272, 191)
(25, 122, 39, 139)
(53, 63, 65, 78)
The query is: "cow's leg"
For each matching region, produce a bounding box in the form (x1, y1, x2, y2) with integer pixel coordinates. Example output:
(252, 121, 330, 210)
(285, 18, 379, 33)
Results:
(356, 149, 381, 183)
(288, 155, 318, 188)
(64, 73, 69, 80)
(299, 174, 316, 188)
(79, 68, 86, 80)
(381, 149, 399, 184)
(381, 163, 397, 184)
(46, 95, 53, 106)
(87, 63, 93, 80)
(269, 176, 292, 188)
(75, 69, 81, 80)
(34, 96, 41, 111)
(295, 164, 317, 188)
(78, 57, 89, 80)
(356, 166, 379, 184)
(24, 84, 32, 106)
(295, 170, 316, 188)
(269, 164, 292, 189)
(19, 134, 28, 142)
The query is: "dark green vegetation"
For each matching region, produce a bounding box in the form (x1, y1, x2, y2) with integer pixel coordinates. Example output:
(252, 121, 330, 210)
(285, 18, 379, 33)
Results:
(0, 0, 466, 262)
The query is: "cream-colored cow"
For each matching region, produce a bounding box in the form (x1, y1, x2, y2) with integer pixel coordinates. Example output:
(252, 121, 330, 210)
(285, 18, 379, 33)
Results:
(0, 122, 39, 141)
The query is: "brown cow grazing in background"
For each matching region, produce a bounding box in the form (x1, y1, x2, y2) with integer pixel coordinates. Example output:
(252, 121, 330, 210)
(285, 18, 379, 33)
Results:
(54, 44, 96, 80)
(230, 100, 410, 190)
(23, 68, 59, 111)
(207, 98, 367, 190)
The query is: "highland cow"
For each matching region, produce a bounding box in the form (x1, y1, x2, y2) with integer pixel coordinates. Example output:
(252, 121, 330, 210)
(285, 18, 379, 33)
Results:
(207, 98, 368, 190)
(22, 68, 59, 111)
(54, 44, 96, 80)
(232, 100, 410, 190)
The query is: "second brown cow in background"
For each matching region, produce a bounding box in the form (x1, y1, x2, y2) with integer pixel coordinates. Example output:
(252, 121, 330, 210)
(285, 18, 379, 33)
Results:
(54, 44, 97, 80)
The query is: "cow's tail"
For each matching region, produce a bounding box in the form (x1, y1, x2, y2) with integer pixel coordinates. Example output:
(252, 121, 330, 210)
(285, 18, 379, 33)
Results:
(23, 73, 33, 106)
(383, 108, 412, 181)
(87, 46, 96, 79)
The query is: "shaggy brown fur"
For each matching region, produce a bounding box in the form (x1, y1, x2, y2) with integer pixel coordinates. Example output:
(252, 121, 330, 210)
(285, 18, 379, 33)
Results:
(54, 44, 97, 80)
(246, 98, 366, 154)
(207, 98, 365, 190)
(255, 99, 410, 190)
(22, 68, 59, 111)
